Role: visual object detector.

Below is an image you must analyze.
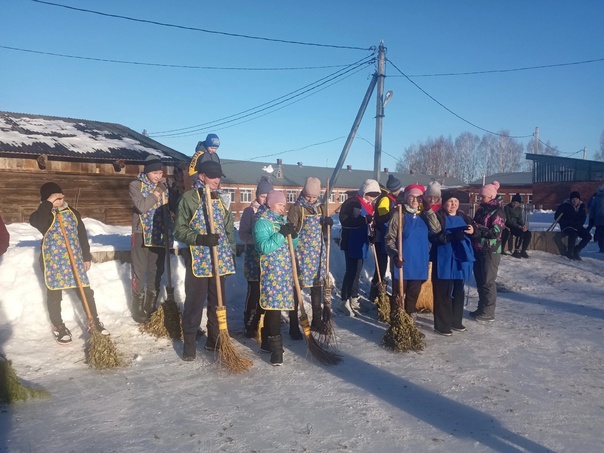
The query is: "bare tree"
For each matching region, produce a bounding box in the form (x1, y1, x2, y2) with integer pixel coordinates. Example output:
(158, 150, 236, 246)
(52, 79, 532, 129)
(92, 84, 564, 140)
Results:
(592, 130, 604, 161)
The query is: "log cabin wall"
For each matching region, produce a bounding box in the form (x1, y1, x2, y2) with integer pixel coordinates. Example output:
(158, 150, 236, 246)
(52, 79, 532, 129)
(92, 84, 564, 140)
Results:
(0, 156, 176, 225)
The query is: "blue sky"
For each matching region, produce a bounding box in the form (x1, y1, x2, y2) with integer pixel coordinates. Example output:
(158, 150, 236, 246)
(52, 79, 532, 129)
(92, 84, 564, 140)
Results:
(3, 1, 603, 174)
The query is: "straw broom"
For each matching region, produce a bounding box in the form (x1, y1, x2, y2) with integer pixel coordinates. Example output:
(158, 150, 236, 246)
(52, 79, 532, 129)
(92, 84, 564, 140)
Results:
(288, 235, 342, 365)
(382, 205, 425, 352)
(140, 192, 183, 340)
(415, 261, 434, 313)
(318, 179, 336, 346)
(371, 243, 391, 323)
(58, 214, 123, 369)
(204, 187, 253, 373)
(1, 354, 50, 403)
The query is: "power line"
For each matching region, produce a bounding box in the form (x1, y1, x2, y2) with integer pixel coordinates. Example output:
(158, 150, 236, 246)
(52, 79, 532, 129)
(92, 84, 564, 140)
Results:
(537, 138, 583, 157)
(387, 58, 533, 139)
(0, 45, 367, 71)
(31, 0, 371, 51)
(391, 57, 604, 78)
(150, 56, 375, 137)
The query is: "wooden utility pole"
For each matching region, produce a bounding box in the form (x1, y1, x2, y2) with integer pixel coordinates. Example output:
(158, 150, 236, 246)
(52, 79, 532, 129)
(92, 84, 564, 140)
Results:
(534, 127, 539, 153)
(373, 42, 386, 181)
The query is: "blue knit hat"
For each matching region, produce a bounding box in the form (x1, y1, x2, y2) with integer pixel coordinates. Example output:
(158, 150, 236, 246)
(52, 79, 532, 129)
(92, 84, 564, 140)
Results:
(204, 133, 220, 149)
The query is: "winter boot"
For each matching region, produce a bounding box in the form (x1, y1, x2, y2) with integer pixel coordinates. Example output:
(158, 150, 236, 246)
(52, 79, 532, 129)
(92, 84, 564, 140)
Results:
(131, 292, 147, 323)
(289, 308, 303, 340)
(369, 283, 380, 302)
(92, 318, 110, 336)
(268, 335, 284, 366)
(260, 327, 270, 353)
(337, 299, 355, 317)
(52, 324, 72, 345)
(144, 288, 159, 318)
(182, 333, 196, 361)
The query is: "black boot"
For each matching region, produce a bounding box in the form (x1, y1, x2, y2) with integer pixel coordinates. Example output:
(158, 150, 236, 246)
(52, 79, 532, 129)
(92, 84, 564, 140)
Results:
(182, 333, 196, 361)
(144, 288, 158, 318)
(131, 292, 147, 323)
(289, 310, 303, 340)
(260, 326, 270, 353)
(268, 335, 283, 366)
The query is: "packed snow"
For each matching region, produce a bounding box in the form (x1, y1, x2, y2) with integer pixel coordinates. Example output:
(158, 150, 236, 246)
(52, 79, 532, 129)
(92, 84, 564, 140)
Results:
(1, 211, 603, 452)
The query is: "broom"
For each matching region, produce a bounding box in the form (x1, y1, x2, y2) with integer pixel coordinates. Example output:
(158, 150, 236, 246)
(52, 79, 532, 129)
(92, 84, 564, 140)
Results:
(382, 205, 425, 352)
(318, 179, 336, 346)
(415, 261, 434, 313)
(204, 187, 253, 373)
(288, 235, 342, 365)
(140, 191, 183, 340)
(1, 354, 50, 403)
(58, 214, 123, 369)
(371, 243, 391, 323)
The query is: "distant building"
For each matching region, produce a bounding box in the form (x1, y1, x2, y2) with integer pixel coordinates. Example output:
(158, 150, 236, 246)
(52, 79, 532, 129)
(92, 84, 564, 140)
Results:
(468, 172, 533, 206)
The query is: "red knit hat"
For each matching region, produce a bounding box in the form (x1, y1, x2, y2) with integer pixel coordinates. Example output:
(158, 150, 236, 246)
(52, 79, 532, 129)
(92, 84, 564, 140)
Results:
(404, 184, 425, 198)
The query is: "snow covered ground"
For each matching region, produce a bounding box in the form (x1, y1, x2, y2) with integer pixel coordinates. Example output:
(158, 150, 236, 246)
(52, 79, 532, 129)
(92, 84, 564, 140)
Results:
(1, 211, 603, 452)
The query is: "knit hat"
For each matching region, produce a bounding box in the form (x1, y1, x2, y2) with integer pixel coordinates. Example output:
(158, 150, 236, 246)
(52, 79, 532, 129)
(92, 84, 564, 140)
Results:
(569, 191, 581, 200)
(303, 177, 321, 197)
(358, 179, 381, 197)
(441, 190, 458, 204)
(479, 181, 500, 199)
(40, 182, 63, 201)
(197, 160, 225, 178)
(426, 181, 442, 197)
(144, 155, 163, 173)
(266, 189, 286, 208)
(204, 133, 220, 149)
(256, 176, 273, 196)
(404, 184, 425, 198)
(511, 193, 522, 203)
(385, 174, 402, 193)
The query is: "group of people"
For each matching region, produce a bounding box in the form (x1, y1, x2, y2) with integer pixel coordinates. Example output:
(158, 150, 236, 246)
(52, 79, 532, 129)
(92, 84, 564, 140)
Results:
(22, 132, 599, 362)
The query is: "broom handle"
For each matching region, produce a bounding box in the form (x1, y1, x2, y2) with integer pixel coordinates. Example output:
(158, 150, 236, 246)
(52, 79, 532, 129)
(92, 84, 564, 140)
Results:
(58, 213, 94, 323)
(287, 235, 305, 315)
(324, 179, 330, 283)
(547, 213, 563, 232)
(204, 187, 224, 308)
(371, 243, 382, 285)
(397, 204, 404, 306)
(162, 191, 173, 290)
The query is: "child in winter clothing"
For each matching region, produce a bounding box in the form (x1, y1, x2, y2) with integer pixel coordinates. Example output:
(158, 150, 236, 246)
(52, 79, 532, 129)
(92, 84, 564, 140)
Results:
(174, 160, 236, 361)
(239, 176, 273, 338)
(188, 133, 221, 177)
(30, 182, 109, 344)
(254, 190, 299, 366)
(555, 191, 592, 260)
(385, 184, 440, 321)
(0, 214, 9, 257)
(288, 177, 332, 334)
(129, 154, 175, 323)
(338, 179, 381, 316)
(470, 181, 505, 322)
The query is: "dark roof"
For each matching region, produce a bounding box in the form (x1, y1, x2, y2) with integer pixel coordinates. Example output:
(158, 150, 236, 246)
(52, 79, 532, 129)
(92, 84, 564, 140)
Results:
(469, 172, 532, 187)
(220, 158, 466, 190)
(525, 153, 604, 183)
(0, 111, 188, 163)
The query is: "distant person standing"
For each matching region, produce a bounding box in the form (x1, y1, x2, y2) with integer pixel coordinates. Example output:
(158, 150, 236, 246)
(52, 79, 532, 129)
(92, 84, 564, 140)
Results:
(504, 193, 532, 258)
(188, 133, 221, 178)
(588, 185, 604, 253)
(555, 191, 592, 261)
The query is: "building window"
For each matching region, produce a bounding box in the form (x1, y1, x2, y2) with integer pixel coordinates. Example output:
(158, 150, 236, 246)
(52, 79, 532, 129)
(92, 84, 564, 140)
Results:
(330, 192, 335, 203)
(287, 190, 297, 203)
(223, 188, 235, 203)
(339, 192, 347, 203)
(240, 189, 252, 203)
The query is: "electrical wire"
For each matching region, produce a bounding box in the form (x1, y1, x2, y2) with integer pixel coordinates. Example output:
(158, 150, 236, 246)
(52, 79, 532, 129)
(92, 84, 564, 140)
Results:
(150, 57, 375, 137)
(31, 0, 371, 51)
(0, 45, 368, 71)
(387, 58, 534, 139)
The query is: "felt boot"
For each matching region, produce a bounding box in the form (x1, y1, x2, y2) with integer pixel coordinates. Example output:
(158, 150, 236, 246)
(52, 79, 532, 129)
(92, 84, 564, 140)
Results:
(182, 333, 196, 361)
(131, 292, 147, 323)
(144, 288, 158, 318)
(268, 335, 284, 366)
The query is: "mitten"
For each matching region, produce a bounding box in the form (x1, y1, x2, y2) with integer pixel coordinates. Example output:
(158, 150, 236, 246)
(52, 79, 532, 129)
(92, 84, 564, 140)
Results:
(321, 217, 334, 227)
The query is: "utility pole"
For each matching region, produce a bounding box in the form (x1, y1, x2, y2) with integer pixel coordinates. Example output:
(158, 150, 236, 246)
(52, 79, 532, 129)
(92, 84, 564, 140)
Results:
(373, 42, 386, 181)
(534, 126, 539, 154)
(583, 147, 587, 160)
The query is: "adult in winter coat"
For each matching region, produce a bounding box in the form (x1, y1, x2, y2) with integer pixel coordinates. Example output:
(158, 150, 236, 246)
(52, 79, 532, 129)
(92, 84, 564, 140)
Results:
(288, 177, 332, 333)
(424, 181, 442, 212)
(30, 182, 110, 345)
(188, 133, 220, 177)
(385, 184, 441, 321)
(429, 191, 475, 335)
(129, 155, 176, 323)
(174, 160, 236, 361)
(369, 174, 402, 302)
(503, 193, 532, 258)
(555, 191, 592, 260)
(337, 179, 381, 316)
(587, 185, 604, 253)
(470, 181, 505, 322)
(0, 214, 9, 257)
(239, 176, 273, 338)
(254, 190, 299, 366)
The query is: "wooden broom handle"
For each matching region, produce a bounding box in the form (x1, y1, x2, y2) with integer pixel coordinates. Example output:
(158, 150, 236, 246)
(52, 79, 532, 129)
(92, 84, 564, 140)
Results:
(397, 204, 404, 297)
(324, 179, 330, 279)
(287, 235, 304, 308)
(204, 187, 224, 308)
(371, 243, 382, 285)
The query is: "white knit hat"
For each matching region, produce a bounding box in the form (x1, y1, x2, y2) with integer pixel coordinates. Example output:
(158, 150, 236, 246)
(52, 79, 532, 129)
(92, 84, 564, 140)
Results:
(358, 179, 381, 196)
(426, 181, 442, 197)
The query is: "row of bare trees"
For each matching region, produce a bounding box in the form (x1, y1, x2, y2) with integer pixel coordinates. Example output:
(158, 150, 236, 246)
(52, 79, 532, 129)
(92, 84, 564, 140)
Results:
(395, 131, 560, 183)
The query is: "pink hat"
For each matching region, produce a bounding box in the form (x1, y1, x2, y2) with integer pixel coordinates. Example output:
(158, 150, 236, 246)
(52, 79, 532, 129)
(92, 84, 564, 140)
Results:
(404, 184, 425, 198)
(266, 189, 286, 208)
(479, 181, 500, 198)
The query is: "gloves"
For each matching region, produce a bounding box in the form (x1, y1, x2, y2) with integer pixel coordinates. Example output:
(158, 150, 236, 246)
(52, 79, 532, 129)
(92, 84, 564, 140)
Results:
(321, 217, 334, 227)
(210, 191, 220, 199)
(450, 229, 466, 242)
(365, 214, 373, 224)
(393, 256, 403, 268)
(196, 233, 219, 246)
(156, 182, 168, 193)
(279, 223, 298, 239)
